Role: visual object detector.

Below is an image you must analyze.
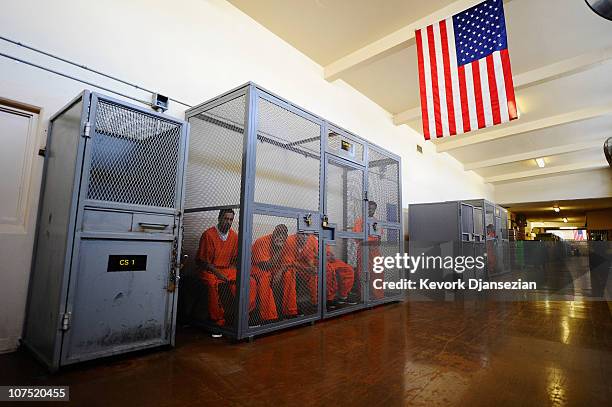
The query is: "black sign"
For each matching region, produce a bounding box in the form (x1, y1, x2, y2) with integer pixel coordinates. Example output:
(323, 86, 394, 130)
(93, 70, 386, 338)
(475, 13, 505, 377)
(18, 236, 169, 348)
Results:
(107, 255, 147, 272)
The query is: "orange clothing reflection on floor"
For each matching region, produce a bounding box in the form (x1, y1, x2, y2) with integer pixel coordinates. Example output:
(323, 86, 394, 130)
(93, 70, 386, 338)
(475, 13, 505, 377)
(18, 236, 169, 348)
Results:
(197, 226, 256, 326)
(251, 232, 296, 319)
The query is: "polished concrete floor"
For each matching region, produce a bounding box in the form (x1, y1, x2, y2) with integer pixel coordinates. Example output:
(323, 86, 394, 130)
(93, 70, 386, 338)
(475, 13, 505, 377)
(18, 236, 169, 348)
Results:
(1, 299, 611, 406)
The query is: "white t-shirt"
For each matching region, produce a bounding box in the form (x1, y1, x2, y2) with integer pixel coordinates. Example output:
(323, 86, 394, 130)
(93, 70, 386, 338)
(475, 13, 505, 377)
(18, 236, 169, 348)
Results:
(216, 225, 229, 241)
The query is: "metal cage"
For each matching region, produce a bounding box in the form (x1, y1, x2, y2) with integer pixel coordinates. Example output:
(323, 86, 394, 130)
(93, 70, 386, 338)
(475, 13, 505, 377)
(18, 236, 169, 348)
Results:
(23, 91, 189, 370)
(182, 83, 404, 340)
(408, 199, 511, 295)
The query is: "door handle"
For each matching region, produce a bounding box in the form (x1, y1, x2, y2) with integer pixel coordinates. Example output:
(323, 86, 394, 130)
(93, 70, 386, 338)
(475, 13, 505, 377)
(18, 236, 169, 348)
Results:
(138, 222, 170, 230)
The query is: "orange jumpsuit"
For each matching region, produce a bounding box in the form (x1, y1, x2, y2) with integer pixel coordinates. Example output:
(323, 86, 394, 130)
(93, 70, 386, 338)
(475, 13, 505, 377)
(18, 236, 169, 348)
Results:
(354, 217, 384, 300)
(283, 234, 319, 305)
(325, 245, 355, 301)
(198, 227, 257, 326)
(251, 234, 296, 320)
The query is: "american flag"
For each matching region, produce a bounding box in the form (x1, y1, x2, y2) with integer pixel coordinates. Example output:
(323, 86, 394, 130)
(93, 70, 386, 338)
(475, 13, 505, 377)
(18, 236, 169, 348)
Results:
(416, 0, 518, 140)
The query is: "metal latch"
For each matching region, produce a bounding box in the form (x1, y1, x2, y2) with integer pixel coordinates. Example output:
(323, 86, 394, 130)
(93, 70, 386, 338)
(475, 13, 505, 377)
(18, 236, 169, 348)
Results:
(61, 312, 72, 331)
(372, 222, 378, 231)
(82, 121, 91, 138)
(304, 213, 312, 226)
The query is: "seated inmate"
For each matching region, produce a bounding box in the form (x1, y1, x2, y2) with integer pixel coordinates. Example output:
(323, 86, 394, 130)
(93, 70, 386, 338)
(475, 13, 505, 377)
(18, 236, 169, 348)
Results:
(251, 224, 297, 321)
(197, 209, 257, 327)
(283, 233, 356, 307)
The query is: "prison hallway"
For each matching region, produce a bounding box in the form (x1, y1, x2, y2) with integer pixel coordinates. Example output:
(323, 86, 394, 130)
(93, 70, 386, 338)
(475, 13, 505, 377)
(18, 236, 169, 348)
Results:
(2, 299, 610, 406)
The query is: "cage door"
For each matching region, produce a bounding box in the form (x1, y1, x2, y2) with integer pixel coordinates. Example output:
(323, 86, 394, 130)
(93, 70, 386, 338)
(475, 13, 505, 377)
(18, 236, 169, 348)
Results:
(323, 156, 367, 313)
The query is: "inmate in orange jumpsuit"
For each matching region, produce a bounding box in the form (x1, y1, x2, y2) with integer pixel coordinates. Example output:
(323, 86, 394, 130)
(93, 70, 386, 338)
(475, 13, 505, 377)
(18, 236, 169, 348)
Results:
(354, 217, 384, 300)
(251, 234, 296, 320)
(283, 234, 319, 305)
(198, 227, 257, 326)
(283, 234, 356, 303)
(325, 245, 355, 301)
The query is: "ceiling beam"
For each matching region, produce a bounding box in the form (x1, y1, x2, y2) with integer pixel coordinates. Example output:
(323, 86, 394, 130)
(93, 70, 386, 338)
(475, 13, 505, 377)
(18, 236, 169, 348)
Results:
(435, 102, 612, 152)
(513, 46, 612, 90)
(484, 162, 607, 183)
(324, 0, 499, 81)
(393, 47, 612, 125)
(463, 139, 604, 170)
(392, 107, 421, 125)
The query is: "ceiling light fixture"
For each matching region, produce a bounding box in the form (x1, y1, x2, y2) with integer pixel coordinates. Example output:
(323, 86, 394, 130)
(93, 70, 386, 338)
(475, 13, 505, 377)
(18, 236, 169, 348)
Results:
(553, 205, 560, 213)
(562, 217, 568, 223)
(535, 158, 545, 168)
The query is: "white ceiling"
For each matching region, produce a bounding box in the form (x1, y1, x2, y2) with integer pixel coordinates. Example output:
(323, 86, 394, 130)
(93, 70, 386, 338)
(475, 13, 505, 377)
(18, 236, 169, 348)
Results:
(228, 0, 612, 187)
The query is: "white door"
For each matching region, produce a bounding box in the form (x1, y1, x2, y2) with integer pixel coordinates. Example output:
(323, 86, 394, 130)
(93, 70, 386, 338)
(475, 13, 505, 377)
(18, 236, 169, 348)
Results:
(0, 103, 43, 353)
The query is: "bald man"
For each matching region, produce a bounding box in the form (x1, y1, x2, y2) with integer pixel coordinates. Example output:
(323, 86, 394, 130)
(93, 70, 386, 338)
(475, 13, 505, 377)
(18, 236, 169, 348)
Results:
(197, 209, 257, 327)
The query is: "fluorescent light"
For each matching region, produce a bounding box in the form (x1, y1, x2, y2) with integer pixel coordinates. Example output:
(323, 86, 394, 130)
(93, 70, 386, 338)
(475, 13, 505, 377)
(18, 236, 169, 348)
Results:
(535, 158, 546, 168)
(562, 217, 568, 223)
(560, 227, 577, 230)
(553, 205, 560, 212)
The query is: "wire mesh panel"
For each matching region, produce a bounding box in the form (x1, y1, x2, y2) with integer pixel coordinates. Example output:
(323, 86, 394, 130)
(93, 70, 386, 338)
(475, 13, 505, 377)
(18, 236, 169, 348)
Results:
(185, 96, 246, 209)
(248, 214, 319, 328)
(254, 97, 321, 211)
(326, 160, 363, 232)
(474, 207, 484, 241)
(325, 238, 362, 312)
(369, 227, 403, 301)
(367, 148, 400, 223)
(180, 208, 242, 334)
(87, 100, 182, 207)
(461, 204, 474, 241)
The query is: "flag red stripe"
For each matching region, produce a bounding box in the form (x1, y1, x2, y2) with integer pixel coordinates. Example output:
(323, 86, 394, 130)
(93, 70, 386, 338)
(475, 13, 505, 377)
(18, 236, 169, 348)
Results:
(415, 29, 430, 140)
(439, 20, 456, 136)
(471, 60, 486, 129)
(457, 65, 471, 133)
(501, 49, 518, 120)
(427, 25, 443, 138)
(486, 54, 501, 125)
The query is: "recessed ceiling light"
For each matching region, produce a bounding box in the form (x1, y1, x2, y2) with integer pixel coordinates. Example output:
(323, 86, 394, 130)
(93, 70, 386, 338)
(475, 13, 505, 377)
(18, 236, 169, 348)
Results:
(553, 205, 560, 212)
(562, 217, 568, 223)
(535, 158, 545, 168)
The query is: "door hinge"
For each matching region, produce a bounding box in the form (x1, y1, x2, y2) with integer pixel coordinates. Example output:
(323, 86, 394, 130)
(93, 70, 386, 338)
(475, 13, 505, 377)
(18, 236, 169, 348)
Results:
(60, 312, 72, 331)
(82, 122, 91, 138)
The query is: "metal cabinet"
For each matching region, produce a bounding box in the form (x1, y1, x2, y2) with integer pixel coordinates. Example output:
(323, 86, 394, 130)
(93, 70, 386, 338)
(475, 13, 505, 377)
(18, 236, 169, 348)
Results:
(23, 91, 189, 370)
(408, 199, 509, 281)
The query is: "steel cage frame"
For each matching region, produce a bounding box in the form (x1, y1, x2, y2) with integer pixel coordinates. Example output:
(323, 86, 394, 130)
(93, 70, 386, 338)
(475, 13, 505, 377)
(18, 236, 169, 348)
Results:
(184, 83, 404, 340)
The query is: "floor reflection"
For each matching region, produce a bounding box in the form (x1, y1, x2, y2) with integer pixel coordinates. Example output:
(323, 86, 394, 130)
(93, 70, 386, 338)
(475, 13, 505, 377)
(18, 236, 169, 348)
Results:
(0, 299, 610, 406)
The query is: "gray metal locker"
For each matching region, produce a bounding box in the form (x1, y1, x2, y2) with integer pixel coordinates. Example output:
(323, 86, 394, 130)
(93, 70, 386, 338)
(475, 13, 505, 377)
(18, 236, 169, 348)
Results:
(23, 91, 189, 370)
(408, 199, 510, 288)
(181, 83, 404, 340)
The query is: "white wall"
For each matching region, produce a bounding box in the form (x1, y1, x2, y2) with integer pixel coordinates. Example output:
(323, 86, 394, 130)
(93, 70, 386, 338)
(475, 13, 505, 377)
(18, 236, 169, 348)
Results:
(495, 168, 612, 204)
(0, 0, 493, 351)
